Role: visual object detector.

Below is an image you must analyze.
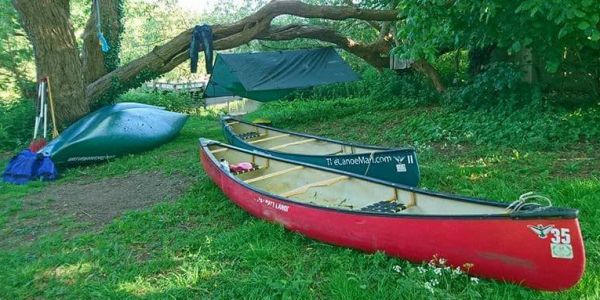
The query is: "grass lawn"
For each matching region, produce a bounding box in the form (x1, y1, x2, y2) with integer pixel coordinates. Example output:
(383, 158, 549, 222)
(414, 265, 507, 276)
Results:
(0, 99, 598, 299)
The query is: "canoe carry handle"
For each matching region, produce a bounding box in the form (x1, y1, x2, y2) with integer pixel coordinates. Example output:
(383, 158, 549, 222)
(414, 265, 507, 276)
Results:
(506, 192, 552, 213)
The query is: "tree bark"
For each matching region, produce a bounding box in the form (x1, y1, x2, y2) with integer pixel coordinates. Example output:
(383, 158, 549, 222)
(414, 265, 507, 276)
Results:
(13, 0, 88, 126)
(258, 25, 391, 68)
(82, 0, 123, 85)
(413, 59, 446, 92)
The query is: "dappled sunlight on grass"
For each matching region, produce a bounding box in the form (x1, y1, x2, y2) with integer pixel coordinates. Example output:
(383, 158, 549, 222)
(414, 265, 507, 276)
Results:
(44, 262, 95, 286)
(117, 254, 222, 297)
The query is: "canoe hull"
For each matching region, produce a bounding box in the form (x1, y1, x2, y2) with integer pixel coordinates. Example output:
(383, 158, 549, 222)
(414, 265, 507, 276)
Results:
(200, 144, 585, 291)
(42, 103, 188, 165)
(221, 117, 420, 186)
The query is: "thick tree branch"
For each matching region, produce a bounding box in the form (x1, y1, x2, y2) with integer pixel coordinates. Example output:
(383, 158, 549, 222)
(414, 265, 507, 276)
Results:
(221, 0, 398, 36)
(86, 0, 400, 102)
(258, 25, 391, 68)
(341, 0, 383, 32)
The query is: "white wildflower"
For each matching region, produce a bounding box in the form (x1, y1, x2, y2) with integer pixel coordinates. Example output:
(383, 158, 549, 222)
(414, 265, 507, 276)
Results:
(438, 258, 447, 265)
(424, 282, 434, 293)
(433, 268, 442, 276)
(452, 267, 463, 275)
(470, 277, 480, 284)
(430, 279, 440, 286)
(393, 265, 402, 273)
(417, 266, 426, 274)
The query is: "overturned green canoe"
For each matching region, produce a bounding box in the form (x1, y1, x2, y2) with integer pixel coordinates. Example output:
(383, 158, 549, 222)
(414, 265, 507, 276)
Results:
(41, 103, 188, 165)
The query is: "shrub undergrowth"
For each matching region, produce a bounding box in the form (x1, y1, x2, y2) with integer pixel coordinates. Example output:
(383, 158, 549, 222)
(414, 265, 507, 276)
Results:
(118, 89, 196, 113)
(0, 100, 35, 151)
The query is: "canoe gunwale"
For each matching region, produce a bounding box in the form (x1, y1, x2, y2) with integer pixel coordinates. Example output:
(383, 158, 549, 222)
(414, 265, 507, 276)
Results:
(200, 138, 578, 220)
(220, 115, 414, 152)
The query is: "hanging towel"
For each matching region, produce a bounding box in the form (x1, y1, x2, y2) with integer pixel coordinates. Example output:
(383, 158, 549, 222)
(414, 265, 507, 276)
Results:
(190, 24, 214, 74)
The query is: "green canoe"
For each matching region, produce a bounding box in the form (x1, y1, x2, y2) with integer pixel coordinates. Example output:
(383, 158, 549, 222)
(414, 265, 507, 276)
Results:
(41, 102, 187, 165)
(221, 116, 420, 186)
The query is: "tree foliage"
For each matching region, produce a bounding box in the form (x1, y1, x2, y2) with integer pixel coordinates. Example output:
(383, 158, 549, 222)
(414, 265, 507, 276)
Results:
(0, 1, 33, 100)
(394, 0, 599, 92)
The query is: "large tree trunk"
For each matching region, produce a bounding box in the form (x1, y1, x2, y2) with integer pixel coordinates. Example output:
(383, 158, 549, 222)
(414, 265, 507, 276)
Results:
(13, 0, 88, 126)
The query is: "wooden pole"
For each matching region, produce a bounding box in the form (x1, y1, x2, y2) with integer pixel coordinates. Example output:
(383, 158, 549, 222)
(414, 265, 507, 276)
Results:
(46, 77, 60, 138)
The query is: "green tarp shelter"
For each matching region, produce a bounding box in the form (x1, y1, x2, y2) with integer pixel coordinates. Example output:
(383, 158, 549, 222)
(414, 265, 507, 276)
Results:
(203, 48, 360, 102)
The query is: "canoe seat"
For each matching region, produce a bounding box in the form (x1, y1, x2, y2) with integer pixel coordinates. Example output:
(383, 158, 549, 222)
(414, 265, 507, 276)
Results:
(238, 132, 261, 140)
(361, 201, 407, 213)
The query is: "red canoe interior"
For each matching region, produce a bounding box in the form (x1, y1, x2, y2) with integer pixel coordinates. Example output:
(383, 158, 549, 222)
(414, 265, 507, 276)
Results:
(207, 142, 510, 216)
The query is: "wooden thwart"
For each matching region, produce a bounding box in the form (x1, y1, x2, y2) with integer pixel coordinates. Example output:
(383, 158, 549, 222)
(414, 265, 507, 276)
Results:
(249, 134, 290, 144)
(282, 175, 349, 198)
(387, 189, 417, 208)
(406, 192, 417, 208)
(211, 147, 229, 154)
(269, 138, 316, 150)
(245, 166, 304, 183)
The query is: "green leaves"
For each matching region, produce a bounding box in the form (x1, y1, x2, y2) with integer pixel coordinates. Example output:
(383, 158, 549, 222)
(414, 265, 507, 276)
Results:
(545, 60, 560, 73)
(394, 0, 599, 86)
(590, 30, 600, 42)
(509, 41, 521, 54)
(577, 21, 590, 30)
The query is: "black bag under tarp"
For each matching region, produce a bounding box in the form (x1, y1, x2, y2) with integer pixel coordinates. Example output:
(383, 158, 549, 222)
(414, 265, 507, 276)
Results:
(203, 48, 360, 102)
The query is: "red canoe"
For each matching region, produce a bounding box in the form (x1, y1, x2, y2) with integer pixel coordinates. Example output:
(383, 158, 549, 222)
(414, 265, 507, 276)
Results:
(199, 139, 585, 291)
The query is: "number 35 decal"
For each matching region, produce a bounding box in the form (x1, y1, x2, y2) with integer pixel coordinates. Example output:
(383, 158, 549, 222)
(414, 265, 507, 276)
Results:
(550, 228, 570, 244)
(528, 224, 574, 259)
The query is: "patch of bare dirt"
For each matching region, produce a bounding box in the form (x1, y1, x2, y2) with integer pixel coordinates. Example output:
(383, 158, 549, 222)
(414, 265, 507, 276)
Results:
(1, 171, 193, 249)
(25, 171, 193, 227)
(551, 155, 600, 178)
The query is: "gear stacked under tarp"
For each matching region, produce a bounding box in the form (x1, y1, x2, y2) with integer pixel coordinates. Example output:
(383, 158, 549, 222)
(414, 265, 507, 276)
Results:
(204, 48, 360, 102)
